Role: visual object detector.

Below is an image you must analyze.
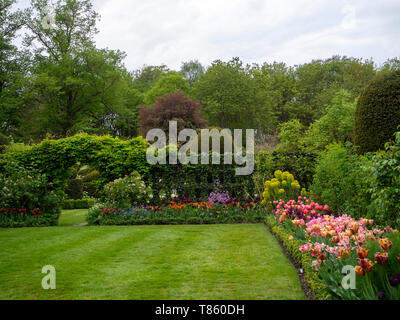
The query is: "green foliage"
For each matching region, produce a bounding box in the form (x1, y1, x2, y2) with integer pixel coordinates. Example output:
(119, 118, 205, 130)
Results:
(303, 90, 357, 152)
(290, 56, 375, 126)
(65, 178, 83, 200)
(192, 57, 274, 131)
(0, 161, 62, 227)
(180, 60, 205, 86)
(0, 132, 9, 153)
(0, 133, 150, 190)
(277, 119, 304, 152)
(132, 65, 170, 93)
(103, 172, 152, 208)
(261, 170, 302, 204)
(18, 0, 139, 140)
(367, 131, 400, 227)
(354, 71, 400, 153)
(62, 198, 94, 210)
(86, 203, 265, 226)
(254, 151, 317, 196)
(143, 73, 190, 105)
(310, 143, 372, 218)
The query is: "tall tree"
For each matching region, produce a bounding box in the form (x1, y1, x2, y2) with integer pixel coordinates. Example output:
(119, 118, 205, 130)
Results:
(131, 64, 170, 93)
(0, 0, 25, 135)
(21, 0, 136, 139)
(143, 72, 190, 105)
(180, 59, 205, 86)
(192, 57, 274, 132)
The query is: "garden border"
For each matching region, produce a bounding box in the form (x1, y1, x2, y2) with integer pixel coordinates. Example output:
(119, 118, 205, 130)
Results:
(264, 222, 314, 300)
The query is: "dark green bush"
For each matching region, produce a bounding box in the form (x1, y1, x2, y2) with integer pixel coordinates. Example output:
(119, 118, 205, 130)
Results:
(62, 198, 95, 210)
(354, 71, 400, 153)
(65, 178, 83, 200)
(0, 133, 10, 153)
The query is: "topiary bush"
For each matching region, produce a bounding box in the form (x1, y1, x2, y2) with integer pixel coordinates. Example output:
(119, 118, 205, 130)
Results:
(354, 71, 400, 154)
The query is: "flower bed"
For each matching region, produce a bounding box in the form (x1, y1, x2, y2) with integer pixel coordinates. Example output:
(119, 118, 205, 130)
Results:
(266, 197, 400, 300)
(0, 208, 59, 227)
(86, 198, 265, 225)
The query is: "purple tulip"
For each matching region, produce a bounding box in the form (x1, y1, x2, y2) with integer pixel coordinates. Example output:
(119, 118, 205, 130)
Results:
(377, 292, 386, 300)
(389, 276, 399, 287)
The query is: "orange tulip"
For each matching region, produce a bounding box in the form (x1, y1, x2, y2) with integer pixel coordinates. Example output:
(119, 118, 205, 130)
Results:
(355, 266, 365, 277)
(357, 247, 369, 259)
(359, 258, 374, 272)
(375, 252, 389, 264)
(379, 238, 392, 251)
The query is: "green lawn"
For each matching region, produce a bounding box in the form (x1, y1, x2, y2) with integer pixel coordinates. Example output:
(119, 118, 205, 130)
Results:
(58, 209, 88, 226)
(0, 224, 305, 300)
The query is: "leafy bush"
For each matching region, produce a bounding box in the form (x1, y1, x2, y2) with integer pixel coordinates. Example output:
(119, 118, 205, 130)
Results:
(103, 171, 153, 208)
(0, 162, 62, 227)
(354, 71, 400, 153)
(254, 151, 318, 196)
(367, 131, 400, 227)
(303, 90, 357, 153)
(0, 133, 9, 153)
(62, 198, 95, 210)
(310, 143, 372, 218)
(261, 170, 304, 204)
(276, 119, 304, 153)
(65, 178, 83, 200)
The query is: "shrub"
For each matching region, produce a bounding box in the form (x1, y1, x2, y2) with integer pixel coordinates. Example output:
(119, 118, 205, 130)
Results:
(254, 150, 318, 194)
(62, 198, 95, 210)
(65, 178, 83, 200)
(354, 71, 400, 153)
(277, 119, 304, 153)
(103, 172, 152, 208)
(0, 133, 9, 153)
(138, 91, 207, 136)
(261, 170, 304, 204)
(367, 131, 400, 227)
(303, 90, 357, 153)
(0, 162, 62, 227)
(310, 143, 372, 218)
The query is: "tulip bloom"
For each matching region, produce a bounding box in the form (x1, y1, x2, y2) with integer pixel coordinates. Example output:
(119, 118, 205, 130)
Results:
(355, 266, 365, 277)
(357, 247, 369, 259)
(375, 252, 389, 264)
(379, 238, 392, 251)
(359, 258, 374, 272)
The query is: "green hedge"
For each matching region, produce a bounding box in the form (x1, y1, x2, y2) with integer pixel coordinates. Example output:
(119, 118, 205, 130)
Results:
(1, 133, 318, 203)
(62, 199, 95, 210)
(265, 215, 329, 300)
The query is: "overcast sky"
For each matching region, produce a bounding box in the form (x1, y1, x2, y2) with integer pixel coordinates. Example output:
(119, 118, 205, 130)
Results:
(15, 0, 400, 71)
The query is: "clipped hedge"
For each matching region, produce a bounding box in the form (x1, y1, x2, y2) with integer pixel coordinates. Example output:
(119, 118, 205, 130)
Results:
(62, 199, 95, 210)
(265, 215, 329, 300)
(0, 134, 255, 202)
(354, 70, 400, 153)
